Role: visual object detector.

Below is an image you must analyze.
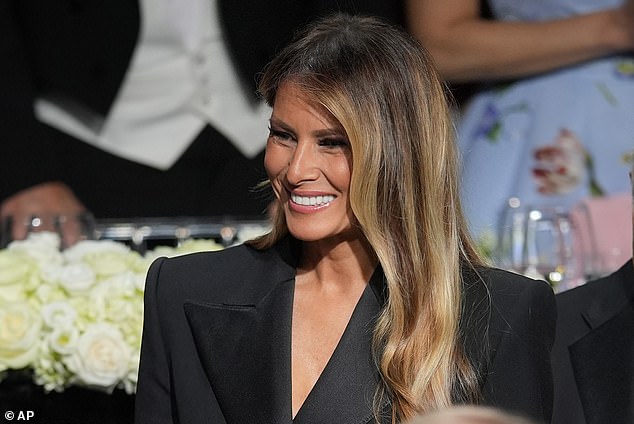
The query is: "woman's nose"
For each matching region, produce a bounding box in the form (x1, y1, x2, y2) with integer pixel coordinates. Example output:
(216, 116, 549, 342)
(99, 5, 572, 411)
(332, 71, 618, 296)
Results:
(286, 141, 319, 184)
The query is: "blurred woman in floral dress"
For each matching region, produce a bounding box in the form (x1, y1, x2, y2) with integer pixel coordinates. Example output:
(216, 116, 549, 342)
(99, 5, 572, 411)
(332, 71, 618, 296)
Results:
(407, 0, 634, 252)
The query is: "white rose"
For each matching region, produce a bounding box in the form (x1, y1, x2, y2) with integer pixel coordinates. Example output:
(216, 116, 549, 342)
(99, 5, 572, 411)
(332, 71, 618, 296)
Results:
(47, 326, 79, 355)
(8, 232, 63, 266)
(65, 323, 132, 390)
(64, 240, 139, 280)
(32, 281, 67, 305)
(41, 301, 77, 329)
(0, 250, 39, 302)
(0, 301, 42, 371)
(63, 239, 130, 263)
(89, 274, 139, 324)
(56, 263, 96, 295)
(12, 231, 61, 249)
(39, 262, 63, 285)
(84, 251, 140, 279)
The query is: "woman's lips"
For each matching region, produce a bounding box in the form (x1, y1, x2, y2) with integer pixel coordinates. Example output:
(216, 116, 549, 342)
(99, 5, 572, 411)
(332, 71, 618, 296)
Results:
(288, 193, 335, 212)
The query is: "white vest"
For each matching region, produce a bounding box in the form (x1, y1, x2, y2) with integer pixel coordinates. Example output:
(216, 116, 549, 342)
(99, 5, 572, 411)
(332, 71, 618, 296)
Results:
(35, 0, 270, 170)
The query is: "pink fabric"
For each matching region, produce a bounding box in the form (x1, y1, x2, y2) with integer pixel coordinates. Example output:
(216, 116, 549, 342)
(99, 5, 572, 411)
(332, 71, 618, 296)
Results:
(570, 193, 633, 279)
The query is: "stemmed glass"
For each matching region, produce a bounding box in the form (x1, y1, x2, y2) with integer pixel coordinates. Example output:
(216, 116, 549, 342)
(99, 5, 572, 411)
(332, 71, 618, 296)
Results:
(494, 197, 526, 273)
(524, 206, 584, 290)
(495, 200, 587, 292)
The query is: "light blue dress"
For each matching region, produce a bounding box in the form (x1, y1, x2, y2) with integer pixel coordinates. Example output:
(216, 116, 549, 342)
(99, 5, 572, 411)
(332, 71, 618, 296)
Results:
(459, 0, 634, 248)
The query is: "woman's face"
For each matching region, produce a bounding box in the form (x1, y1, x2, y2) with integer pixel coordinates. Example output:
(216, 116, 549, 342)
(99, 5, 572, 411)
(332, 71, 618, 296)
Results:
(265, 81, 356, 242)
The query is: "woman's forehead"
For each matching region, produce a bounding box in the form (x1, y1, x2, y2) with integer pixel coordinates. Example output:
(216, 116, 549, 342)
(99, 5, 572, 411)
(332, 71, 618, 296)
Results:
(272, 81, 345, 132)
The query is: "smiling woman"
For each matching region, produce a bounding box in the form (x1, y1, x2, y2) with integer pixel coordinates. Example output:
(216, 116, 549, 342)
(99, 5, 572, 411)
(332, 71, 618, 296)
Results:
(135, 13, 557, 424)
(264, 82, 355, 244)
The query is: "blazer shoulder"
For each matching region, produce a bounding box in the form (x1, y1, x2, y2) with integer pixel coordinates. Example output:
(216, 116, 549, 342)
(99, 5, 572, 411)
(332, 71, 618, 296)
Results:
(555, 261, 633, 334)
(463, 266, 555, 307)
(146, 242, 295, 305)
(461, 266, 556, 346)
(157, 242, 261, 270)
(557, 262, 633, 311)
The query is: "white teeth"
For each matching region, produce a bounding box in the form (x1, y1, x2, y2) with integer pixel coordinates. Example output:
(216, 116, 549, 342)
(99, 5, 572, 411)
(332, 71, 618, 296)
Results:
(291, 194, 335, 206)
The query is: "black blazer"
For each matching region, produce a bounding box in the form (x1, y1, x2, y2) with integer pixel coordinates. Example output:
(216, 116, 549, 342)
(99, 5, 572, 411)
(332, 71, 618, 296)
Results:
(135, 238, 556, 423)
(551, 260, 634, 424)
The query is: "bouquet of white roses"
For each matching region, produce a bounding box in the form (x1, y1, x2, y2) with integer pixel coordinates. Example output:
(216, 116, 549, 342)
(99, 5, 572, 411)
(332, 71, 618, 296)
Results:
(0, 232, 224, 394)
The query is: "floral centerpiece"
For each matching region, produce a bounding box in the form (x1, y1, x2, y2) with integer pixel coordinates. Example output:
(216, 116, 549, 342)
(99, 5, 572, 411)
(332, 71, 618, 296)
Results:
(0, 232, 226, 394)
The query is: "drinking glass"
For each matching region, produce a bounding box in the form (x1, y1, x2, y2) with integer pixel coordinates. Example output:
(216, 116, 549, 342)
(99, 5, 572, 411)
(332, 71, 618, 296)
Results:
(495, 200, 587, 292)
(495, 197, 526, 273)
(523, 206, 585, 291)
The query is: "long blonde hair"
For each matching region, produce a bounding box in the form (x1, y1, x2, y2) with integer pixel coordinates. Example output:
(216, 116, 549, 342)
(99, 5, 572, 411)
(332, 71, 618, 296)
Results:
(250, 13, 485, 422)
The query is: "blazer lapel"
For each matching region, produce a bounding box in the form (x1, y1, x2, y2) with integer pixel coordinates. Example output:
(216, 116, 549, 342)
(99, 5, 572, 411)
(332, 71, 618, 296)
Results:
(184, 278, 295, 424)
(183, 240, 392, 424)
(293, 268, 391, 424)
(183, 238, 300, 423)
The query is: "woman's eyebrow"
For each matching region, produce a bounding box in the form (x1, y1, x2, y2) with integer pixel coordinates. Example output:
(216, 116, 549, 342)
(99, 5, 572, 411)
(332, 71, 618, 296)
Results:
(269, 117, 345, 138)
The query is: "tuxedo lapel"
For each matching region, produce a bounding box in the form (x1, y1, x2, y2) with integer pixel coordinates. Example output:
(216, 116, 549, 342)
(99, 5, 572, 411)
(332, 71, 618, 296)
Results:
(13, 0, 140, 115)
(580, 263, 634, 329)
(566, 264, 634, 423)
(184, 277, 295, 423)
(293, 269, 390, 424)
(570, 301, 634, 423)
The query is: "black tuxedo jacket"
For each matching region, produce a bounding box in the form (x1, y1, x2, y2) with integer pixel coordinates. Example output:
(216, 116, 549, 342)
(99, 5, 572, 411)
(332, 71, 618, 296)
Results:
(1, 0, 403, 215)
(551, 261, 634, 424)
(135, 237, 556, 423)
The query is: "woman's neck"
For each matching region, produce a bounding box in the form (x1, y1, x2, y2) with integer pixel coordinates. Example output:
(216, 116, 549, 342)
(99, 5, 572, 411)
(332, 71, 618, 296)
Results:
(297, 235, 377, 290)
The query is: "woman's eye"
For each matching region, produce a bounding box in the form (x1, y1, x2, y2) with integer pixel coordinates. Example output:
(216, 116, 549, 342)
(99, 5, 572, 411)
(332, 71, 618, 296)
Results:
(319, 138, 349, 148)
(268, 128, 295, 144)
